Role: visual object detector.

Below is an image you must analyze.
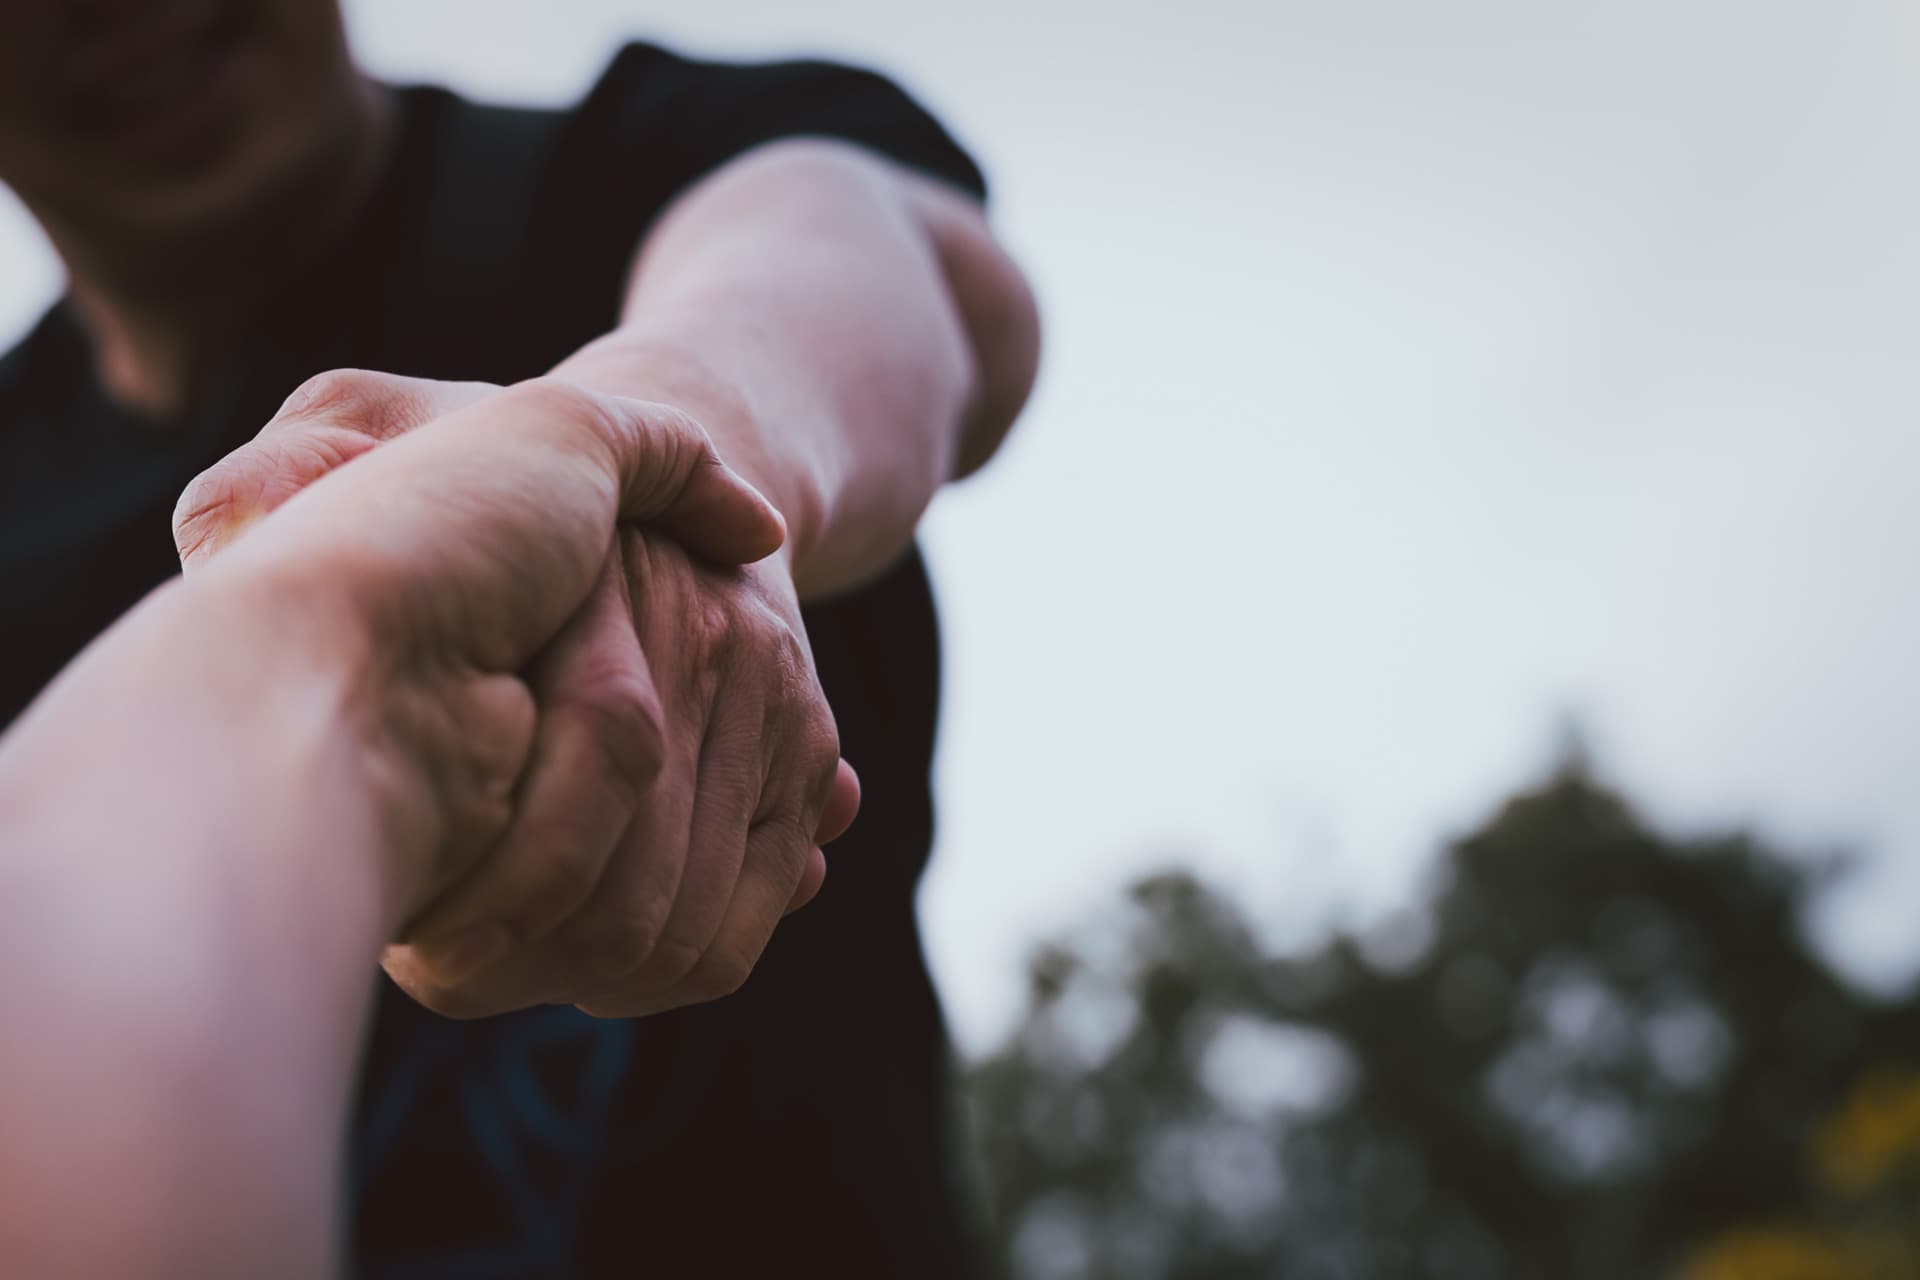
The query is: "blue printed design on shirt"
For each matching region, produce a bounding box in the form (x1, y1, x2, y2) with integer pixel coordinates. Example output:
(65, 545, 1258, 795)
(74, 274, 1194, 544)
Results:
(353, 1006, 636, 1279)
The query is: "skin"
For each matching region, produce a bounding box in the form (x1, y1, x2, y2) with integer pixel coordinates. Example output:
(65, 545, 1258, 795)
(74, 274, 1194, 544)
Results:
(178, 140, 1040, 1019)
(0, 380, 787, 1278)
(2, 0, 1040, 1056)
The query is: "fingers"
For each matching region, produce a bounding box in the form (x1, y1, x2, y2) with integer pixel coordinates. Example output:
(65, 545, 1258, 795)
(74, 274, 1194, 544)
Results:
(817, 758, 861, 845)
(380, 693, 698, 1021)
(624, 674, 764, 988)
(399, 548, 661, 978)
(413, 668, 541, 901)
(783, 848, 829, 918)
(462, 711, 716, 1022)
(580, 702, 840, 1017)
(672, 814, 816, 1008)
(521, 716, 703, 1015)
(702, 811, 818, 982)
(174, 369, 496, 572)
(580, 811, 815, 1021)
(781, 758, 860, 916)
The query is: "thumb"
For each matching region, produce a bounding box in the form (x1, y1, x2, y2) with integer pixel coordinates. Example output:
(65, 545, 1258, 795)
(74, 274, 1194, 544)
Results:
(600, 394, 788, 566)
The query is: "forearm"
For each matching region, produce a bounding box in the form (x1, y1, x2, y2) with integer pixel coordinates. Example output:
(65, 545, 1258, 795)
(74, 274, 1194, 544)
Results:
(0, 573, 395, 1277)
(554, 139, 1038, 598)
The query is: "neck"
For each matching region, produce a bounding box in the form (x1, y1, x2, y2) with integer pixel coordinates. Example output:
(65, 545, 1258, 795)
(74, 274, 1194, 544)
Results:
(52, 78, 396, 420)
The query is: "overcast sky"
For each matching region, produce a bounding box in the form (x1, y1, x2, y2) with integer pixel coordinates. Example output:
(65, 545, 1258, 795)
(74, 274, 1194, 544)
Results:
(4, 0, 1916, 1056)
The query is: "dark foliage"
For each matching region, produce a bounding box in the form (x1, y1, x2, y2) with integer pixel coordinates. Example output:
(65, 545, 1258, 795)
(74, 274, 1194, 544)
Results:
(965, 764, 1920, 1279)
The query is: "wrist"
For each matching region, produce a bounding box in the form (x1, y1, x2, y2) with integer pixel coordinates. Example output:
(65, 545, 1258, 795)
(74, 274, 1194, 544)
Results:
(187, 552, 498, 927)
(550, 332, 831, 573)
(154, 562, 412, 926)
(0, 567, 401, 986)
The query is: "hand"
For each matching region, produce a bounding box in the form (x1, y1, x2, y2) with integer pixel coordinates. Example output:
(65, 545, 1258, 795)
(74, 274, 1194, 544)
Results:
(177, 368, 861, 1015)
(173, 370, 789, 917)
(0, 372, 792, 1280)
(384, 530, 860, 1018)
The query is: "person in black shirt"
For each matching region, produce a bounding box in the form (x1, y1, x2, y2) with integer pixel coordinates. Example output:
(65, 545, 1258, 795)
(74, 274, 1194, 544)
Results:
(0, 2, 1039, 1276)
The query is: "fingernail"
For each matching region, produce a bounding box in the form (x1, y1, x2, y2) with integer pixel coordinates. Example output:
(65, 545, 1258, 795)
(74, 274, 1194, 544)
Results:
(423, 925, 510, 983)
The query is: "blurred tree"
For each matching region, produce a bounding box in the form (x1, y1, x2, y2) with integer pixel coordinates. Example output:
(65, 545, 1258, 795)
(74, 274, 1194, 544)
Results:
(964, 763, 1920, 1279)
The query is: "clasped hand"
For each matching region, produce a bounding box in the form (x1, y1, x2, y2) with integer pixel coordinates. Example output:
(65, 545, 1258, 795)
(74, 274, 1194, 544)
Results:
(173, 370, 859, 1018)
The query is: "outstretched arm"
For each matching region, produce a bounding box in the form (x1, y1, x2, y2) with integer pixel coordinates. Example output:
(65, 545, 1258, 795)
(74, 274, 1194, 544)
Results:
(394, 140, 1041, 1011)
(556, 137, 1042, 597)
(181, 138, 1041, 1019)
(0, 381, 782, 1278)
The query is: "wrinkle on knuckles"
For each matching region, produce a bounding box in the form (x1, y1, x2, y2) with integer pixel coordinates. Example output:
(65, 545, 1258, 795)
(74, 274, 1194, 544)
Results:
(273, 367, 391, 424)
(171, 433, 350, 564)
(753, 687, 841, 822)
(272, 367, 487, 441)
(675, 575, 744, 684)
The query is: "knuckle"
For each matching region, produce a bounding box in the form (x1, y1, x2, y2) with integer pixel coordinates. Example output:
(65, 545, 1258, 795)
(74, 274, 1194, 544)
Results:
(173, 425, 370, 557)
(275, 368, 391, 424)
(433, 674, 537, 847)
(172, 441, 346, 565)
(170, 460, 248, 560)
(682, 588, 743, 682)
(768, 620, 812, 684)
(553, 678, 663, 806)
(756, 620, 823, 716)
(804, 705, 842, 769)
(175, 373, 421, 566)
(767, 701, 840, 812)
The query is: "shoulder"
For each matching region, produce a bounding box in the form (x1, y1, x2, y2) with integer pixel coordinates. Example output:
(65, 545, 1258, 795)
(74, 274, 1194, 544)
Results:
(436, 43, 992, 365)
(566, 41, 987, 203)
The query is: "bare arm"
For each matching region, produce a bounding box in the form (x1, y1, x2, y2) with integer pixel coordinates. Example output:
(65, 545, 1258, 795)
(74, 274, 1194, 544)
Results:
(0, 575, 390, 1279)
(180, 137, 1043, 1018)
(555, 137, 1041, 598)
(1, 381, 782, 1276)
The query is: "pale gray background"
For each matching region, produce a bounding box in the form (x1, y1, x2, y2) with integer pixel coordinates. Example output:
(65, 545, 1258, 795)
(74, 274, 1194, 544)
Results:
(4, 0, 1915, 1055)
